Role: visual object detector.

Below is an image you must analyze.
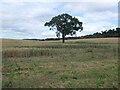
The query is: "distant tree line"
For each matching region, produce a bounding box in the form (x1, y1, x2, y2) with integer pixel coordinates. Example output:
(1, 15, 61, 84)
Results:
(23, 27, 120, 41)
(23, 37, 81, 41)
(81, 27, 120, 38)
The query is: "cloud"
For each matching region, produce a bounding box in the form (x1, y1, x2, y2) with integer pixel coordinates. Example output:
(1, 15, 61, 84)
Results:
(76, 21, 117, 37)
(63, 2, 118, 14)
(75, 11, 117, 24)
(83, 12, 117, 22)
(2, 2, 56, 21)
(75, 14, 117, 37)
(1, 1, 118, 39)
(2, 2, 59, 39)
(2, 0, 119, 2)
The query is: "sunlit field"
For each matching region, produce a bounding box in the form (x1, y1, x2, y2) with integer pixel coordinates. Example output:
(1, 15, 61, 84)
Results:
(2, 38, 119, 88)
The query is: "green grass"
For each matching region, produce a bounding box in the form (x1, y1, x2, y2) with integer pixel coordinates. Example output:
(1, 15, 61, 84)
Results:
(2, 39, 118, 88)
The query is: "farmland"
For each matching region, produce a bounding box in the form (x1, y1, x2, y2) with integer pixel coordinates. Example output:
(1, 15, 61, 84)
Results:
(2, 38, 119, 88)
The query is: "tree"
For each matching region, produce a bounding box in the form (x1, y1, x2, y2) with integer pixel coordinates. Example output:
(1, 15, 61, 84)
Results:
(44, 13, 83, 43)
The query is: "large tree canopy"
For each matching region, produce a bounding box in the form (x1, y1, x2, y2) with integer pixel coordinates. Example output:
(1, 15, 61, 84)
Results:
(44, 13, 83, 43)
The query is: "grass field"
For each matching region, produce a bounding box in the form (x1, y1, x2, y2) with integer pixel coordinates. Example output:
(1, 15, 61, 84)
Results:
(2, 38, 119, 88)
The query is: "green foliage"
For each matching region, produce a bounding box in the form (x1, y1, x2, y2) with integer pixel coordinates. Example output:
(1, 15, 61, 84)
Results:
(44, 13, 83, 43)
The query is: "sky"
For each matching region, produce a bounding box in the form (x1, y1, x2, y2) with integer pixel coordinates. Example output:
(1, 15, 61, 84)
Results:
(1, 0, 119, 39)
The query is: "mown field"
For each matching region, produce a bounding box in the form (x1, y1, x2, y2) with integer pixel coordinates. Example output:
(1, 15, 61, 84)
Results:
(2, 38, 119, 88)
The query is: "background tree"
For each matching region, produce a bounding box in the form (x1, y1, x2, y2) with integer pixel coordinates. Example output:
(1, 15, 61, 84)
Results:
(44, 13, 83, 43)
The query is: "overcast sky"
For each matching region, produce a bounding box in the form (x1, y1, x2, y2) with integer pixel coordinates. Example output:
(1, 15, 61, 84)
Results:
(1, 0, 119, 39)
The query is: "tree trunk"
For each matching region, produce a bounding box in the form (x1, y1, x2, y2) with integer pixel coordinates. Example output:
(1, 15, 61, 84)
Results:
(62, 34, 65, 43)
(62, 29, 65, 43)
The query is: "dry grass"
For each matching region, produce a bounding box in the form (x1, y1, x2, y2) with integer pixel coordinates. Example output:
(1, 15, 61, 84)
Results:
(65, 38, 119, 43)
(2, 38, 119, 49)
(2, 37, 119, 44)
(2, 39, 47, 48)
(2, 38, 118, 88)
